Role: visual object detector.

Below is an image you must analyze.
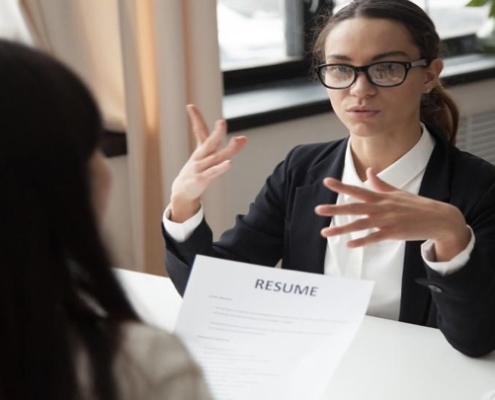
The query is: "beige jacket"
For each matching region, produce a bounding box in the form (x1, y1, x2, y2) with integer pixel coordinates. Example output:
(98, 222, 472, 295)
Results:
(78, 322, 213, 400)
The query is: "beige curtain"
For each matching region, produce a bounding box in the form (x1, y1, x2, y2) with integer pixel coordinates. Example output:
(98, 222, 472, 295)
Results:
(20, 0, 127, 131)
(19, 0, 227, 275)
(152, 0, 228, 238)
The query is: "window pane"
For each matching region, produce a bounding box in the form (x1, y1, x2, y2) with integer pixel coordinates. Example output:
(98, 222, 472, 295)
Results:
(421, 0, 488, 39)
(0, 0, 33, 43)
(334, 0, 488, 40)
(217, 0, 304, 71)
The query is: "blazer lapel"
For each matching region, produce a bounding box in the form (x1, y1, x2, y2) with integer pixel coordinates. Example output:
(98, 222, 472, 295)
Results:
(288, 139, 347, 275)
(399, 135, 451, 324)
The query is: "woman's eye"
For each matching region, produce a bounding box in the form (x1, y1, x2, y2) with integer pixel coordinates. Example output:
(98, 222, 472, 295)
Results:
(329, 65, 351, 74)
(375, 63, 401, 74)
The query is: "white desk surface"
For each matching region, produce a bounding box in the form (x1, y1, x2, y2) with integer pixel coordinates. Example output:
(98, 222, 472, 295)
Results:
(114, 268, 495, 400)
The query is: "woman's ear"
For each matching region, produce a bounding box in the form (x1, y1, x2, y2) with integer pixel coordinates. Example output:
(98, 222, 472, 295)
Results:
(423, 58, 443, 92)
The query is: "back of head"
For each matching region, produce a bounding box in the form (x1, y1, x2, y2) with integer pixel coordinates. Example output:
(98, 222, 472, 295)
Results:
(312, 0, 459, 143)
(0, 40, 137, 400)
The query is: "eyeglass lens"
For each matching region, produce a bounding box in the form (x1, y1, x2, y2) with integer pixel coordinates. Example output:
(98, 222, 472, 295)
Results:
(320, 62, 407, 88)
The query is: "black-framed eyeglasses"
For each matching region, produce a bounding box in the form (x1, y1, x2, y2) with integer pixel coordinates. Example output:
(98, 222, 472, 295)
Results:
(314, 59, 429, 89)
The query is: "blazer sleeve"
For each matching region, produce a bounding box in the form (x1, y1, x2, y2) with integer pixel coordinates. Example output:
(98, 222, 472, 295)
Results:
(420, 164, 495, 357)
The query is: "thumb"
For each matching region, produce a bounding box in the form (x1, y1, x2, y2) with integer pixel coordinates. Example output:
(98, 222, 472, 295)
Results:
(366, 168, 395, 192)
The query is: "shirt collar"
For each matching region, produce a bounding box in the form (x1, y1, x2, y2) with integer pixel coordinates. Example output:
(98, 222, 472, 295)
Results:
(342, 124, 435, 197)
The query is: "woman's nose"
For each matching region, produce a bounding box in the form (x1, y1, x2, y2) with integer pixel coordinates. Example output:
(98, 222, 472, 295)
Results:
(349, 72, 376, 98)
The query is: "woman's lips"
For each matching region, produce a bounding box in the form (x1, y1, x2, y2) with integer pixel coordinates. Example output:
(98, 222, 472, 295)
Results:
(347, 109, 380, 119)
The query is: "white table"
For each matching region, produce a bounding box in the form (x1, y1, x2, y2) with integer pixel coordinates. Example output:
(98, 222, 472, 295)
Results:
(114, 268, 182, 331)
(114, 268, 495, 400)
(324, 317, 495, 400)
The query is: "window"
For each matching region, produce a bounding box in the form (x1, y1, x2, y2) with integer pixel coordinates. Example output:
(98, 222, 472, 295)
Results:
(218, 0, 490, 92)
(218, 0, 335, 92)
(218, 0, 306, 71)
(0, 0, 33, 44)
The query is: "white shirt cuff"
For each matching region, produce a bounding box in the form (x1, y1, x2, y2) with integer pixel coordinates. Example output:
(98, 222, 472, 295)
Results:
(421, 226, 475, 276)
(162, 204, 204, 243)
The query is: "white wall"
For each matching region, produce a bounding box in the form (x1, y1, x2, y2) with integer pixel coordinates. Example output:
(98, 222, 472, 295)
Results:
(448, 78, 495, 115)
(104, 78, 495, 271)
(103, 155, 134, 270)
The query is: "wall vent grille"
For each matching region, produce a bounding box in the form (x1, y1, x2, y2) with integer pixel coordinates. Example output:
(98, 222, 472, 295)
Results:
(456, 110, 495, 165)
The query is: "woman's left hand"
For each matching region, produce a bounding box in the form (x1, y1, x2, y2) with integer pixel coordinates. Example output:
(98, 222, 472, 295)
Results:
(315, 168, 471, 261)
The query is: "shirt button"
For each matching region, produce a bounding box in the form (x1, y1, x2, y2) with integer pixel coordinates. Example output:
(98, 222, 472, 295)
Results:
(427, 284, 443, 293)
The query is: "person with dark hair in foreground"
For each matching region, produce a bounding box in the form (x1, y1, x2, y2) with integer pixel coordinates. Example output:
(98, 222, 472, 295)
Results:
(0, 39, 212, 400)
(163, 0, 495, 358)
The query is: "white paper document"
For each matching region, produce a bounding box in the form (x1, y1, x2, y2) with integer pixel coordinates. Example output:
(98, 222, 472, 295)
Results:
(175, 255, 374, 400)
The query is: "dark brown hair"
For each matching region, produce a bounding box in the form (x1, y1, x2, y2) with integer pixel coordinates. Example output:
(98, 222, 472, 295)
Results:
(312, 0, 459, 144)
(0, 39, 139, 400)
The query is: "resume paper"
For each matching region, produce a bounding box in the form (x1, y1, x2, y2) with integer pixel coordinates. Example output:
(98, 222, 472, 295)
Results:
(174, 255, 374, 400)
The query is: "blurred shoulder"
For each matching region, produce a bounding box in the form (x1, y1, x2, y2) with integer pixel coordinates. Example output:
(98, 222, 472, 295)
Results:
(115, 322, 212, 400)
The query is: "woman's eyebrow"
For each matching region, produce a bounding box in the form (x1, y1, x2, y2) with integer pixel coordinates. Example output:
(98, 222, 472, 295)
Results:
(326, 51, 410, 63)
(371, 51, 410, 61)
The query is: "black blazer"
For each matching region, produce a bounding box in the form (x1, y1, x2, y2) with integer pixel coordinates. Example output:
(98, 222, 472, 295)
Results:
(163, 129, 495, 357)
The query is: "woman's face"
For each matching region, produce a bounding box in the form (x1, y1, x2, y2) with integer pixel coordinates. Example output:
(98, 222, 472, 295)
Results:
(323, 17, 442, 140)
(89, 150, 112, 223)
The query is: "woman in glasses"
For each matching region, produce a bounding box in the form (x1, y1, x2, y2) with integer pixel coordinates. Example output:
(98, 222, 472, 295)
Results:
(0, 40, 212, 399)
(163, 0, 495, 357)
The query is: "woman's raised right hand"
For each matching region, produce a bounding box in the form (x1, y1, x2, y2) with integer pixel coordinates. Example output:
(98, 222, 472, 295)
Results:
(169, 104, 247, 223)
